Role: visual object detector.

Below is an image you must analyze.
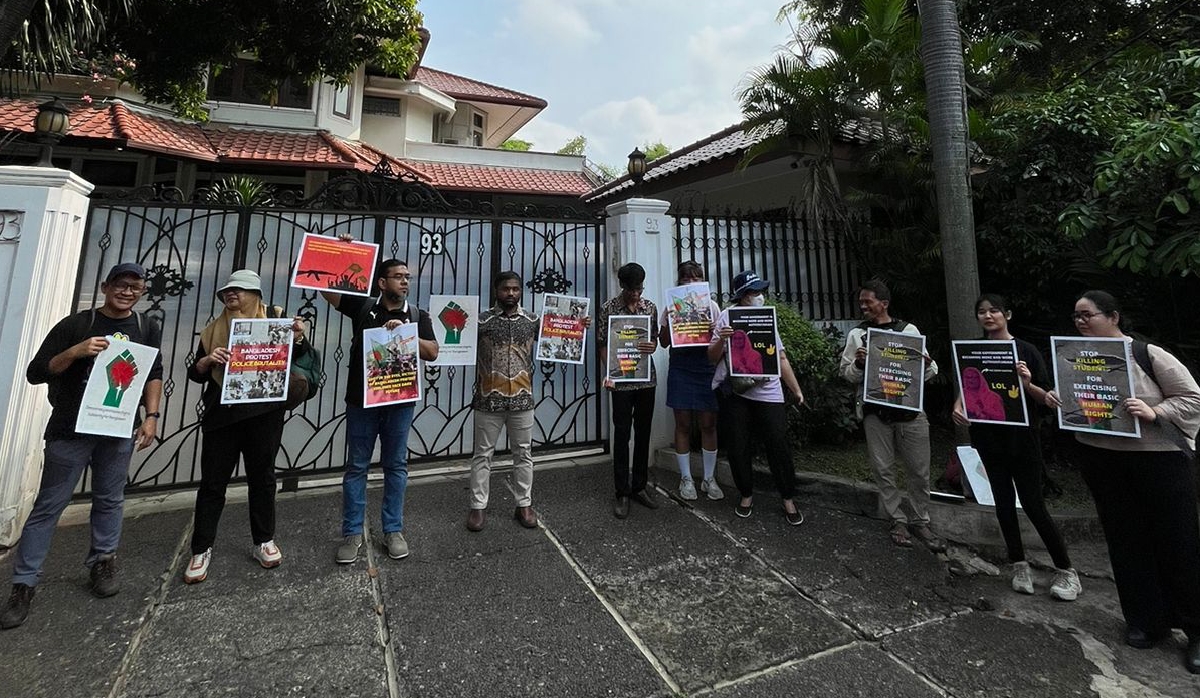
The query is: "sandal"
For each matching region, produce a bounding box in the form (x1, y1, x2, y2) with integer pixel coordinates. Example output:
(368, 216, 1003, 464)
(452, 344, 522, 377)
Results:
(889, 522, 913, 548)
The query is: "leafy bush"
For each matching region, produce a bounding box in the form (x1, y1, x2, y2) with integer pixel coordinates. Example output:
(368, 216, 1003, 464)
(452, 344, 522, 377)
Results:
(771, 302, 860, 445)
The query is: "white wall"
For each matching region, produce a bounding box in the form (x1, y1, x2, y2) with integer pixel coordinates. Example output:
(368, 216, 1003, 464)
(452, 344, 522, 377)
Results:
(361, 113, 408, 157)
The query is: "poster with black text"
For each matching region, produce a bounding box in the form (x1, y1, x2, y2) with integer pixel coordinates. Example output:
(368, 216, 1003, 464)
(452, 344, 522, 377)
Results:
(1050, 336, 1140, 437)
(726, 307, 780, 378)
(862, 328, 925, 413)
(952, 340, 1028, 426)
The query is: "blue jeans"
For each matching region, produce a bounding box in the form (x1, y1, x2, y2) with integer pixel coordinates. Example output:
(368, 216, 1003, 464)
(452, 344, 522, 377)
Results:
(342, 402, 414, 536)
(12, 436, 134, 586)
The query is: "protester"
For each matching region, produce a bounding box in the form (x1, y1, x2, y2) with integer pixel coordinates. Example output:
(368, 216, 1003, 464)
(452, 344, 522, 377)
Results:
(1047, 290, 1200, 673)
(182, 269, 310, 584)
(951, 294, 1078, 600)
(2, 263, 163, 629)
(323, 254, 438, 564)
(597, 262, 659, 519)
(839, 279, 945, 551)
(708, 270, 805, 524)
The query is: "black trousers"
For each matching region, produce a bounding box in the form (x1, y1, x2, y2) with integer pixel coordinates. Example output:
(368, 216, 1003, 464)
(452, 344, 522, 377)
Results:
(971, 424, 1071, 569)
(725, 395, 796, 500)
(1080, 444, 1200, 636)
(191, 410, 286, 554)
(611, 386, 656, 496)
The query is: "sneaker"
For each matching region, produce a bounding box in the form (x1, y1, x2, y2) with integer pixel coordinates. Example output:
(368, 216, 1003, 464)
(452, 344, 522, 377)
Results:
(908, 523, 947, 553)
(701, 478, 725, 501)
(384, 532, 409, 560)
(253, 540, 283, 569)
(735, 500, 753, 518)
(0, 584, 35, 629)
(678, 477, 697, 501)
(1050, 568, 1082, 601)
(184, 549, 211, 584)
(88, 555, 120, 598)
(1011, 561, 1034, 595)
(783, 502, 805, 526)
(335, 534, 363, 564)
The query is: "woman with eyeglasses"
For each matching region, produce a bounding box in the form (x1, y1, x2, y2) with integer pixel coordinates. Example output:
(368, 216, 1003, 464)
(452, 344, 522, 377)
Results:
(1047, 290, 1200, 674)
(951, 295, 1078, 601)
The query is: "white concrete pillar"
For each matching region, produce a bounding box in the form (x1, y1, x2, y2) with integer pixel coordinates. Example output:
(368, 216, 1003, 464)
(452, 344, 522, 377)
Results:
(0, 166, 94, 546)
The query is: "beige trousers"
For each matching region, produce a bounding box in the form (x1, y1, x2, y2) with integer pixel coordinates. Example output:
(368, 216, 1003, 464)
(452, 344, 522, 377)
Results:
(863, 413, 931, 524)
(469, 409, 535, 509)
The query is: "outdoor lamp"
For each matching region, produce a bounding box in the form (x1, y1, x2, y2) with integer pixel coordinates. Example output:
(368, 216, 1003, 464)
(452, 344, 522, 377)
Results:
(33, 97, 71, 167)
(627, 147, 647, 185)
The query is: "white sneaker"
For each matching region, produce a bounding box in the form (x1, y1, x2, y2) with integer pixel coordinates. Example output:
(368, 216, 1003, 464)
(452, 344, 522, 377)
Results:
(253, 540, 283, 569)
(678, 478, 698, 501)
(701, 478, 724, 501)
(184, 549, 211, 584)
(1050, 568, 1082, 601)
(1011, 561, 1034, 595)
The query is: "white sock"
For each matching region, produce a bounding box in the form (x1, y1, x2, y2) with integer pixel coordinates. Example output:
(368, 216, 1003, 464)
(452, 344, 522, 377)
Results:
(702, 449, 718, 480)
(675, 451, 692, 480)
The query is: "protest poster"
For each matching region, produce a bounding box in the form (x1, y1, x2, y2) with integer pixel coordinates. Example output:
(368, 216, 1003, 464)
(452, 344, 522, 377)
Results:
(537, 293, 590, 364)
(664, 282, 714, 347)
(951, 340, 1029, 426)
(726, 307, 780, 378)
(607, 315, 652, 382)
(862, 328, 926, 413)
(427, 294, 479, 366)
(957, 446, 1022, 509)
(1050, 336, 1140, 437)
(220, 318, 293, 405)
(74, 337, 160, 438)
(363, 323, 422, 407)
(290, 232, 380, 297)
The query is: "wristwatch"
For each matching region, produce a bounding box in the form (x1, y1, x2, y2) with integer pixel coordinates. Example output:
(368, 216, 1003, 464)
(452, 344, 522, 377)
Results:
(145, 411, 161, 419)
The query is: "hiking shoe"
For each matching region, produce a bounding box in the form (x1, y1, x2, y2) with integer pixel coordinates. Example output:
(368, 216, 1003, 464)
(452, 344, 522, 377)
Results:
(335, 535, 363, 564)
(909, 523, 946, 553)
(701, 478, 725, 501)
(88, 555, 120, 598)
(384, 532, 409, 560)
(0, 584, 35, 629)
(253, 540, 283, 569)
(184, 549, 211, 584)
(1011, 561, 1034, 595)
(1050, 568, 1082, 601)
(678, 477, 698, 501)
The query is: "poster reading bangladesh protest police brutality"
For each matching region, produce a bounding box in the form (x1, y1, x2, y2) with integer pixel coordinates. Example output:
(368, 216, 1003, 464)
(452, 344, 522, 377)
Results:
(951, 340, 1028, 426)
(726, 307, 780, 378)
(664, 282, 715, 347)
(607, 315, 652, 382)
(362, 323, 422, 407)
(427, 294, 479, 366)
(862, 328, 926, 413)
(1050, 336, 1140, 438)
(220, 318, 293, 405)
(75, 337, 160, 437)
(537, 293, 590, 364)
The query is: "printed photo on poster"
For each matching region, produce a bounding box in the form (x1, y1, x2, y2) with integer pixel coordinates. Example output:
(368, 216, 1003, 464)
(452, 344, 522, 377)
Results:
(75, 337, 160, 438)
(428, 294, 479, 366)
(290, 232, 380, 297)
(862, 328, 926, 413)
(363, 323, 422, 407)
(537, 293, 590, 364)
(664, 282, 714, 347)
(607, 315, 652, 382)
(1050, 336, 1140, 437)
(726, 307, 780, 378)
(952, 340, 1029, 426)
(220, 318, 293, 404)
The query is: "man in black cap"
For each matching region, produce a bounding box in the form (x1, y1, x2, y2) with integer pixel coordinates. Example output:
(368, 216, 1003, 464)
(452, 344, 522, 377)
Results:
(1, 262, 164, 630)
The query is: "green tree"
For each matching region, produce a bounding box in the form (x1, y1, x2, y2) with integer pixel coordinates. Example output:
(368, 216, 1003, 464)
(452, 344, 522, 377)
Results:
(0, 0, 131, 91)
(643, 141, 671, 161)
(556, 135, 587, 156)
(501, 139, 533, 151)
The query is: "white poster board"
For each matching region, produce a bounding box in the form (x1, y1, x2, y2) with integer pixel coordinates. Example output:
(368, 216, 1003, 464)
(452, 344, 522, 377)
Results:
(75, 337, 159, 438)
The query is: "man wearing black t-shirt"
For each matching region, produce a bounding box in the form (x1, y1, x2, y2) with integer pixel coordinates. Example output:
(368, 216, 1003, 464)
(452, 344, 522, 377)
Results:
(1, 262, 164, 630)
(323, 252, 438, 564)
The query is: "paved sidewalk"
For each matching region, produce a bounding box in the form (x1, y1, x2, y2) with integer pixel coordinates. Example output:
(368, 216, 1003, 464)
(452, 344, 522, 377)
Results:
(2, 460, 1198, 697)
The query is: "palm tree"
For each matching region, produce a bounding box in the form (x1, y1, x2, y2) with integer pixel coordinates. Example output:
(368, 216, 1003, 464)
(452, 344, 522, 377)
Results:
(0, 0, 132, 91)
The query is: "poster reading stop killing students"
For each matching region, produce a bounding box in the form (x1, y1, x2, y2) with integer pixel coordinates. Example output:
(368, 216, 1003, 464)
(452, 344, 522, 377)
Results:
(75, 337, 160, 438)
(862, 328, 926, 413)
(664, 282, 714, 347)
(726, 307, 780, 378)
(607, 315, 653, 382)
(290, 232, 380, 297)
(537, 293, 590, 364)
(1050, 336, 1140, 438)
(428, 294, 479, 366)
(220, 318, 293, 405)
(362, 323, 422, 407)
(952, 340, 1029, 426)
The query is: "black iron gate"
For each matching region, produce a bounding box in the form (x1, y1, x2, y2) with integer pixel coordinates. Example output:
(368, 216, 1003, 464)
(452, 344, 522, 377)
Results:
(73, 173, 607, 494)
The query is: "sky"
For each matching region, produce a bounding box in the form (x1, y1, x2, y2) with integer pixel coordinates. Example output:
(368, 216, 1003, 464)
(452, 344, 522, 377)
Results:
(417, 0, 794, 168)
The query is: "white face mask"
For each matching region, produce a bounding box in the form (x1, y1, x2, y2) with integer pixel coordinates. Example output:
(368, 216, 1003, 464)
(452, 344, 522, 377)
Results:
(746, 294, 766, 307)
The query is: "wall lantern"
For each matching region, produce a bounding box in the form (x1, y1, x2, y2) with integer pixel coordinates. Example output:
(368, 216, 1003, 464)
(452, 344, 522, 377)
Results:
(33, 97, 71, 167)
(627, 147, 647, 185)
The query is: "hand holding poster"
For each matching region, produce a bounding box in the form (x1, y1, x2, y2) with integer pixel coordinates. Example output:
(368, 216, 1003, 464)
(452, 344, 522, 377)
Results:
(951, 340, 1028, 426)
(75, 337, 160, 437)
(220, 318, 293, 404)
(664, 282, 714, 347)
(290, 232, 380, 297)
(428, 295, 479, 366)
(363, 323, 422, 407)
(537, 293, 590, 364)
(607, 315, 652, 382)
(726, 307, 780, 377)
(862, 328, 926, 413)
(1050, 336, 1140, 437)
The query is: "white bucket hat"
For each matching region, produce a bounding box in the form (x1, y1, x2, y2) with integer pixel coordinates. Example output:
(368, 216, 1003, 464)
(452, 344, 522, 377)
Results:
(216, 269, 263, 297)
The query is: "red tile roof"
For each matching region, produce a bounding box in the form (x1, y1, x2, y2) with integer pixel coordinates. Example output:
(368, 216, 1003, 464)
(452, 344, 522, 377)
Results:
(415, 67, 547, 109)
(403, 160, 593, 195)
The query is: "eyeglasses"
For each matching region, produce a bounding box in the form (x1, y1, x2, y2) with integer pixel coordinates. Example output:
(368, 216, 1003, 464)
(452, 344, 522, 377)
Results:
(386, 274, 412, 281)
(110, 282, 146, 294)
(1072, 311, 1104, 322)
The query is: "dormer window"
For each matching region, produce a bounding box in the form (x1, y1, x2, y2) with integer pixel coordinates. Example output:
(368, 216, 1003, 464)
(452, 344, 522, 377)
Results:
(208, 58, 312, 109)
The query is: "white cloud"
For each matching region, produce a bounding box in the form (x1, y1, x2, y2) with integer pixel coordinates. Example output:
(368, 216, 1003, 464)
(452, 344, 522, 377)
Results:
(499, 0, 602, 46)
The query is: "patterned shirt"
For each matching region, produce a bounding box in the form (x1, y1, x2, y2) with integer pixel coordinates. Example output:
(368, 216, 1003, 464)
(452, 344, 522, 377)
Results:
(597, 295, 658, 391)
(473, 305, 539, 412)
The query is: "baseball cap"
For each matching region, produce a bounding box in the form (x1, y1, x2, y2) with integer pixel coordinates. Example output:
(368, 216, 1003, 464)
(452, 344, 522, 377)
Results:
(105, 262, 147, 283)
(731, 270, 769, 299)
